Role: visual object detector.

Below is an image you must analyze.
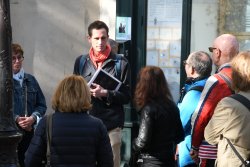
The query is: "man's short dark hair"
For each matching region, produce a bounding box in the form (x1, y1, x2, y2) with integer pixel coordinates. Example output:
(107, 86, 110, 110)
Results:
(88, 20, 109, 37)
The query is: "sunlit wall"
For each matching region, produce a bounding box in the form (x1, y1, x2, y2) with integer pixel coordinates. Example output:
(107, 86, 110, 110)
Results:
(10, 0, 116, 112)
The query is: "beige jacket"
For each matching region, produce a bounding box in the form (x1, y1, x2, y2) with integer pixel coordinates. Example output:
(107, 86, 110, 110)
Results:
(205, 91, 250, 167)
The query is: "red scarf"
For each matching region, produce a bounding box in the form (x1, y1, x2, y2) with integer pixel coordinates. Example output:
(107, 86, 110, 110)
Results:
(89, 44, 111, 68)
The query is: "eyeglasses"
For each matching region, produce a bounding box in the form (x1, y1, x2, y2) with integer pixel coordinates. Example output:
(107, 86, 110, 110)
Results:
(183, 60, 189, 66)
(12, 56, 24, 63)
(208, 47, 217, 52)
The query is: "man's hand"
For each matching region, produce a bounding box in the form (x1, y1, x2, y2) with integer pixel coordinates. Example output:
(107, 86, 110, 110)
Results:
(16, 116, 35, 131)
(90, 83, 108, 98)
(190, 148, 199, 164)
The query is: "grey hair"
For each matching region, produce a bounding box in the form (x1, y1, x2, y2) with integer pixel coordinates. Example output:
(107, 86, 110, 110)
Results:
(189, 51, 212, 77)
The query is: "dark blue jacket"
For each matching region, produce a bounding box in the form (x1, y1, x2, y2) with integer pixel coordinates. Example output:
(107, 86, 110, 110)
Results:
(25, 111, 113, 167)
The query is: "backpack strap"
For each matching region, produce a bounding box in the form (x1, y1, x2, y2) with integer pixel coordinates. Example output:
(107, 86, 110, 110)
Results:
(178, 85, 204, 103)
(79, 54, 88, 75)
(46, 113, 53, 166)
(217, 73, 234, 94)
(229, 94, 250, 110)
(115, 54, 122, 79)
(189, 86, 204, 92)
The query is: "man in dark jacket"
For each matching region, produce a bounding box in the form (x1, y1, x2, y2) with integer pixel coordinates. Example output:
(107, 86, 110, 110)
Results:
(73, 20, 131, 167)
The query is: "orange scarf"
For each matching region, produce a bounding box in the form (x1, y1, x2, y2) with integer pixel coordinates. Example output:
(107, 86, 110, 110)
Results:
(89, 44, 111, 68)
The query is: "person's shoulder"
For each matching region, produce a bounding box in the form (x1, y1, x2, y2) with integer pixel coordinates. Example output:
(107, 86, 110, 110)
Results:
(119, 54, 129, 62)
(88, 114, 105, 124)
(24, 72, 33, 77)
(214, 96, 238, 115)
(222, 93, 250, 110)
(141, 103, 156, 115)
(112, 53, 128, 63)
(168, 100, 179, 111)
(187, 80, 206, 94)
(75, 54, 89, 61)
(203, 74, 219, 89)
(24, 73, 37, 81)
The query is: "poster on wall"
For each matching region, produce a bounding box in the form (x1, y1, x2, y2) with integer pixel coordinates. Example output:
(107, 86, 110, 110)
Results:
(116, 16, 131, 41)
(146, 0, 183, 102)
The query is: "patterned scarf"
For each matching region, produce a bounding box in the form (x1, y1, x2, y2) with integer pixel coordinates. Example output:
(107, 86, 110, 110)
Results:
(89, 44, 111, 68)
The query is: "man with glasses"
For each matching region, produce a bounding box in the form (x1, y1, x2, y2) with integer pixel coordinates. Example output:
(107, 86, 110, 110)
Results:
(190, 34, 239, 167)
(177, 51, 212, 167)
(12, 43, 47, 167)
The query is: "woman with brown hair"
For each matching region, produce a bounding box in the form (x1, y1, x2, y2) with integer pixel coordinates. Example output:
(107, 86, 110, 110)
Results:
(132, 66, 184, 167)
(25, 75, 113, 167)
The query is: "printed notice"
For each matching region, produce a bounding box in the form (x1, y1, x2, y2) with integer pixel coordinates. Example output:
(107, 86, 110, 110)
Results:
(147, 0, 182, 26)
(116, 17, 132, 41)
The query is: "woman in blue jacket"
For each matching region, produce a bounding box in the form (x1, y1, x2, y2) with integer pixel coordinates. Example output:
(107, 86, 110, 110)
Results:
(25, 75, 113, 167)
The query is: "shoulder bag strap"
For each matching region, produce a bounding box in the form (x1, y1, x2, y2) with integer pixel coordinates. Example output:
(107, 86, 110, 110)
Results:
(46, 113, 53, 166)
(230, 94, 250, 111)
(224, 136, 249, 166)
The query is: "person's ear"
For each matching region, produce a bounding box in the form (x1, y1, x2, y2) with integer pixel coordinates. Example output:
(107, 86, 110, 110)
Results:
(87, 36, 91, 43)
(215, 48, 221, 56)
(191, 66, 195, 75)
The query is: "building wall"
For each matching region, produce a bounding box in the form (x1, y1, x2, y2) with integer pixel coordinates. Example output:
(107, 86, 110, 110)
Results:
(191, 0, 218, 52)
(191, 0, 218, 73)
(10, 0, 116, 111)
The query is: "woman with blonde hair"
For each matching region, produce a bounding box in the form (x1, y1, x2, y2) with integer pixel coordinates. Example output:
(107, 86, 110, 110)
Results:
(25, 75, 113, 167)
(205, 51, 250, 167)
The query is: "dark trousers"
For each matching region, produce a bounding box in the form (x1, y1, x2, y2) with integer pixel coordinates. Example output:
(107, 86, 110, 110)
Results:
(185, 164, 198, 167)
(17, 130, 34, 167)
(199, 159, 215, 167)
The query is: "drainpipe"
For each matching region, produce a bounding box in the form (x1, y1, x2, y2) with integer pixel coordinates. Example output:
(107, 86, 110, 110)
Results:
(0, 0, 22, 166)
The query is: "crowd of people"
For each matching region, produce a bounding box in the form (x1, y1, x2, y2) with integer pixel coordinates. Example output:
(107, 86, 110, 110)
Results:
(12, 20, 250, 167)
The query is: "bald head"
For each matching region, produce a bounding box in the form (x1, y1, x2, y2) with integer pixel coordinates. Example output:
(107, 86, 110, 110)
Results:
(213, 34, 239, 65)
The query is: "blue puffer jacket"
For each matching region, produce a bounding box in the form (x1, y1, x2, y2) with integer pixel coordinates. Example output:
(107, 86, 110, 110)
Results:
(25, 111, 113, 167)
(177, 77, 208, 167)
